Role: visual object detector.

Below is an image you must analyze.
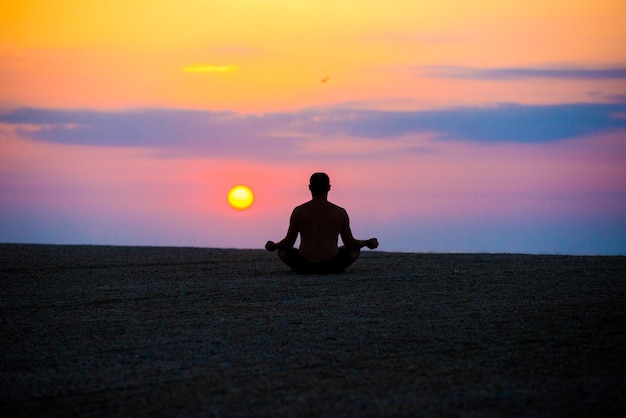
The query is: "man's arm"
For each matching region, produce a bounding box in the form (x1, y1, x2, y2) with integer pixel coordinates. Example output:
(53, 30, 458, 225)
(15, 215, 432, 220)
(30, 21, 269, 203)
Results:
(340, 211, 379, 250)
(265, 211, 299, 252)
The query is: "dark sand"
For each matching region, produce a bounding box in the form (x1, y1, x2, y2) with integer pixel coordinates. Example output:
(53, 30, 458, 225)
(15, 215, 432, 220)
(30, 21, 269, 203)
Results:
(1, 244, 624, 417)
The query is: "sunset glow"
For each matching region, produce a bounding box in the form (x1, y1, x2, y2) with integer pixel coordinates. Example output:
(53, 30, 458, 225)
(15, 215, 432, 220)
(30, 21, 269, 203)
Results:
(1, 0, 625, 253)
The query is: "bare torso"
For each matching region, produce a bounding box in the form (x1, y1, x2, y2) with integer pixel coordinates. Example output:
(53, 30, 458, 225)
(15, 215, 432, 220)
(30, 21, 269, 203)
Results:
(292, 200, 348, 262)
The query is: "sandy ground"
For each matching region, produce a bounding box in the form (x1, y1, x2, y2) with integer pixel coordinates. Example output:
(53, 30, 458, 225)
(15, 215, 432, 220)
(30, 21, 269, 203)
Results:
(1, 244, 624, 417)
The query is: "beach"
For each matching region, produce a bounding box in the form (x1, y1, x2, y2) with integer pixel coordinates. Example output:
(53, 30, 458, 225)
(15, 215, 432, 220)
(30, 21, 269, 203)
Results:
(1, 244, 624, 417)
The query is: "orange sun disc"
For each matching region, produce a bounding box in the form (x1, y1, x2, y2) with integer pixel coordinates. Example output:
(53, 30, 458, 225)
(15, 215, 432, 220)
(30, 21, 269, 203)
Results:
(227, 185, 254, 210)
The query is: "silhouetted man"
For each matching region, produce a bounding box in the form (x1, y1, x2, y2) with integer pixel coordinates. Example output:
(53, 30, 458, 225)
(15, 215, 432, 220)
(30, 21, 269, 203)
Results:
(265, 172, 379, 274)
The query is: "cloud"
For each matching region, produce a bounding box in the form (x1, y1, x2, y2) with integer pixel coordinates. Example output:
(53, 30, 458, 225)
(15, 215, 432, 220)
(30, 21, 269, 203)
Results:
(0, 109, 300, 159)
(421, 65, 626, 80)
(182, 64, 237, 73)
(2, 102, 625, 159)
(335, 103, 626, 142)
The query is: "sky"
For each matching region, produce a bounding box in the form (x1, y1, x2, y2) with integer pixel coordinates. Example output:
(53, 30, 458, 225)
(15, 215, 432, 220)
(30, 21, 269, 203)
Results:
(1, 0, 625, 254)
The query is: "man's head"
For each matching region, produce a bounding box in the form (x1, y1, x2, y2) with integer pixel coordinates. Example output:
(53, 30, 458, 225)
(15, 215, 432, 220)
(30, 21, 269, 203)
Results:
(309, 172, 331, 195)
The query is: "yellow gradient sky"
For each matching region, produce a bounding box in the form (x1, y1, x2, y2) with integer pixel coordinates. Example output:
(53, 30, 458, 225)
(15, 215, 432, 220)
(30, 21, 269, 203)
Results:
(2, 0, 625, 111)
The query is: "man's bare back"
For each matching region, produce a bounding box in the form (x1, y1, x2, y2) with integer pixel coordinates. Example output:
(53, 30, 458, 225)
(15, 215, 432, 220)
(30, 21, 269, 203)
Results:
(292, 199, 350, 262)
(266, 172, 378, 273)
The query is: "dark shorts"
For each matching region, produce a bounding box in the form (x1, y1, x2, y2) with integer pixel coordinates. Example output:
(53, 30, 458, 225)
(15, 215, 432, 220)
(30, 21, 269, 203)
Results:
(284, 247, 354, 274)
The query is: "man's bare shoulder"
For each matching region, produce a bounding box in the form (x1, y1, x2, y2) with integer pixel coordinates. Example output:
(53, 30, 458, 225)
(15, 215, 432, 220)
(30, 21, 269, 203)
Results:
(326, 200, 346, 212)
(292, 200, 347, 216)
(292, 201, 311, 213)
(297, 200, 345, 209)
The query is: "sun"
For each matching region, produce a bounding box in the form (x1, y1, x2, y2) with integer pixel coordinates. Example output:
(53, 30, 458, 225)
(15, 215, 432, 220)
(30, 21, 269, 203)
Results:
(227, 185, 254, 210)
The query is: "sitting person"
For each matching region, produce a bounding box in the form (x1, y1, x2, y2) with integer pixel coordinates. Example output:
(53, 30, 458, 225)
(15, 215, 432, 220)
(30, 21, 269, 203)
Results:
(265, 172, 379, 274)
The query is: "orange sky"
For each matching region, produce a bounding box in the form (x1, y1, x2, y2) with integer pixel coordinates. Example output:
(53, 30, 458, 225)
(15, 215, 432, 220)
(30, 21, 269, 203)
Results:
(2, 0, 625, 111)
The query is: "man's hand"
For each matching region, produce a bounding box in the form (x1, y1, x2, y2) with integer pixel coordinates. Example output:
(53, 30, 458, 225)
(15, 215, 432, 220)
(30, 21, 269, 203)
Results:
(365, 238, 379, 250)
(265, 241, 278, 252)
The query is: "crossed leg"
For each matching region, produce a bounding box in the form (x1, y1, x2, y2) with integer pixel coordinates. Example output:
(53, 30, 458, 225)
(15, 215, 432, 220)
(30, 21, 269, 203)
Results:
(278, 246, 360, 274)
